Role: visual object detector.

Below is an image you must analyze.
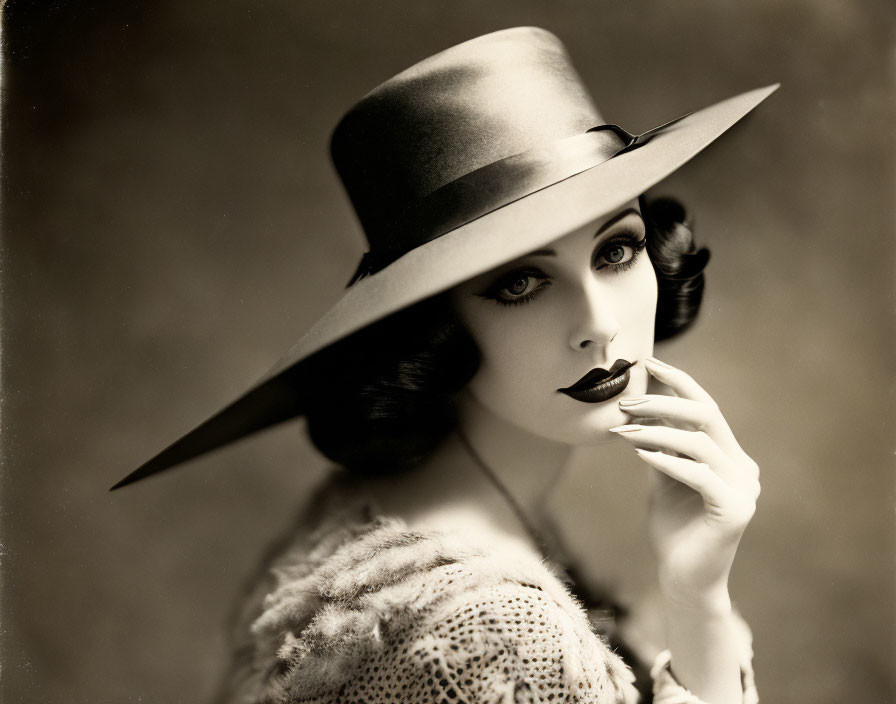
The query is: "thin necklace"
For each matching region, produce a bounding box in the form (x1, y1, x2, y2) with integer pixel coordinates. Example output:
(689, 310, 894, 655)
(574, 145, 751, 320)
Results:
(457, 431, 620, 620)
(456, 430, 556, 556)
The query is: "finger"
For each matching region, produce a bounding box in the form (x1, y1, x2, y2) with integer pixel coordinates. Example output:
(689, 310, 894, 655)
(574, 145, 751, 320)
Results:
(609, 424, 731, 471)
(618, 395, 713, 428)
(642, 357, 716, 405)
(618, 394, 743, 456)
(635, 449, 728, 506)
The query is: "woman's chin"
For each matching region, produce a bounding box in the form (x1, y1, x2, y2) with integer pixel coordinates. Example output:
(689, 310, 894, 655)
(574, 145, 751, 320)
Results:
(555, 367, 650, 444)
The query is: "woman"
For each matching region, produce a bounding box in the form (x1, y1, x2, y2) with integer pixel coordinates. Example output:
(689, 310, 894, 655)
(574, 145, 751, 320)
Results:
(113, 27, 775, 702)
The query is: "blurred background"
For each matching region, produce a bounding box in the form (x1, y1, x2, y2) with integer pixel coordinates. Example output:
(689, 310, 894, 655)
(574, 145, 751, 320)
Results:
(2, 1, 893, 701)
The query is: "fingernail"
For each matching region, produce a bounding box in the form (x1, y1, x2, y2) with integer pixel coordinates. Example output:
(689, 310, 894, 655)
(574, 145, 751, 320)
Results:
(618, 397, 649, 407)
(609, 424, 643, 433)
(645, 356, 672, 368)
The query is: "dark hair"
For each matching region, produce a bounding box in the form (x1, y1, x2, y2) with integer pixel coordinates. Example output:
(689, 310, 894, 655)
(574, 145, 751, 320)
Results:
(304, 196, 709, 476)
(642, 196, 710, 341)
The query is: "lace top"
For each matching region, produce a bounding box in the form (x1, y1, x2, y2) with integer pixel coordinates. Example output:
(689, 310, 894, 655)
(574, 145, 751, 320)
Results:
(213, 475, 757, 703)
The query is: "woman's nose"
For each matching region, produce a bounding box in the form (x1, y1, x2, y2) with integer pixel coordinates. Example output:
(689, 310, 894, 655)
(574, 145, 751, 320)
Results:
(568, 279, 620, 351)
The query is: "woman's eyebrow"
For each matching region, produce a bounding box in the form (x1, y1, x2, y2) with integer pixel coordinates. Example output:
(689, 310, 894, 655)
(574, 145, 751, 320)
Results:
(594, 208, 643, 238)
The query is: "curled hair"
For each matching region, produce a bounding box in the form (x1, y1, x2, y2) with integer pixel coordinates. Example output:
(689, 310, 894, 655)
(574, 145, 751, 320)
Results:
(641, 196, 710, 341)
(304, 295, 480, 476)
(305, 196, 708, 475)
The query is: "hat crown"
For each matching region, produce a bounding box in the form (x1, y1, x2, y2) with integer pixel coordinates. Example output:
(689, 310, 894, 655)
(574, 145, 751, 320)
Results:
(330, 27, 603, 249)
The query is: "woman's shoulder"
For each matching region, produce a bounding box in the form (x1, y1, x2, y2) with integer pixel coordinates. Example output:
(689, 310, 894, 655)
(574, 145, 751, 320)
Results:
(217, 476, 638, 703)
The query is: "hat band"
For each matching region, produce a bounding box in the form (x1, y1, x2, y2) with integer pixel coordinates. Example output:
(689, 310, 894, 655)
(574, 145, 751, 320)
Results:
(347, 123, 648, 285)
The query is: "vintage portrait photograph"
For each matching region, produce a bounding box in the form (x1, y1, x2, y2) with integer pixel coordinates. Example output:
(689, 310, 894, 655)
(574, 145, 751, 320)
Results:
(2, 1, 893, 702)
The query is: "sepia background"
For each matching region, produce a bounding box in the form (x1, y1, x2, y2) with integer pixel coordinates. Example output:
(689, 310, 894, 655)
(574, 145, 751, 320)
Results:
(3, 0, 893, 701)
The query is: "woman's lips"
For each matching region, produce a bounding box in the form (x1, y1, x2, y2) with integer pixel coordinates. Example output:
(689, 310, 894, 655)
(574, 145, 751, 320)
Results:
(558, 359, 635, 404)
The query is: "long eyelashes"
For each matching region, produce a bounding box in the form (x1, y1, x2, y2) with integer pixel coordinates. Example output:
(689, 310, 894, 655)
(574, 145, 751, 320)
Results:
(595, 233, 647, 273)
(477, 233, 647, 307)
(476, 267, 551, 306)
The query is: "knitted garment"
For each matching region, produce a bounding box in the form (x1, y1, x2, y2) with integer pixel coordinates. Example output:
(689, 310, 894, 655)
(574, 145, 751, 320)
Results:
(215, 478, 756, 704)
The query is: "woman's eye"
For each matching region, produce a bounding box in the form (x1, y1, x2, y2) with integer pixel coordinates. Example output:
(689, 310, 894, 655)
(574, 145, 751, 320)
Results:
(604, 244, 627, 264)
(594, 236, 646, 270)
(477, 269, 550, 306)
(504, 276, 532, 296)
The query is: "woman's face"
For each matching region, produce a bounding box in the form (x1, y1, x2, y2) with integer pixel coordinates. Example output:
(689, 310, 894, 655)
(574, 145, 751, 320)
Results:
(450, 200, 657, 445)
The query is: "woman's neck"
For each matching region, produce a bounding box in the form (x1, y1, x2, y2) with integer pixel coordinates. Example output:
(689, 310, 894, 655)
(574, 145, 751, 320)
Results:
(455, 389, 573, 521)
(357, 391, 573, 546)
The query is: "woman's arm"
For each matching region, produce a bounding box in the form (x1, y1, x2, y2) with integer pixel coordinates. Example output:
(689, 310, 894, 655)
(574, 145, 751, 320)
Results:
(660, 590, 742, 702)
(611, 355, 761, 703)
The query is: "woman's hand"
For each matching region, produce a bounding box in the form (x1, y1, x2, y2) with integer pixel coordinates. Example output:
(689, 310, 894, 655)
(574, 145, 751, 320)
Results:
(610, 356, 761, 607)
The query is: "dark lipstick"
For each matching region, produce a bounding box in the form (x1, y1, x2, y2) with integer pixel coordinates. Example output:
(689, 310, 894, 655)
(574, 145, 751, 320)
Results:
(558, 359, 634, 403)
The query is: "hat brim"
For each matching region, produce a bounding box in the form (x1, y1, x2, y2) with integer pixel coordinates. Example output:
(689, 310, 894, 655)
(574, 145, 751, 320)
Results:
(111, 83, 779, 490)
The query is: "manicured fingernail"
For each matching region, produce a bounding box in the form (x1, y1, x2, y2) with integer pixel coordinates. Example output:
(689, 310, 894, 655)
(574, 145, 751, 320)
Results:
(609, 424, 643, 433)
(645, 356, 672, 368)
(634, 448, 661, 456)
(618, 397, 649, 407)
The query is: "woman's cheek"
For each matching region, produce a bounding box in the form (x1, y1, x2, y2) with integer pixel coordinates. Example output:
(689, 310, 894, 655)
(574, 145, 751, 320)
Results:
(623, 256, 658, 346)
(464, 307, 565, 423)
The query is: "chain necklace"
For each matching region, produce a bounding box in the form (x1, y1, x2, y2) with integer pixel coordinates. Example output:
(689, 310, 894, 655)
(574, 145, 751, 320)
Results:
(456, 431, 622, 630)
(456, 431, 567, 562)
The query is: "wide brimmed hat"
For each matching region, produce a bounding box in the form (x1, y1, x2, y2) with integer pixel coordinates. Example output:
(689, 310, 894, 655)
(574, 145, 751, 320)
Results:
(112, 27, 777, 490)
